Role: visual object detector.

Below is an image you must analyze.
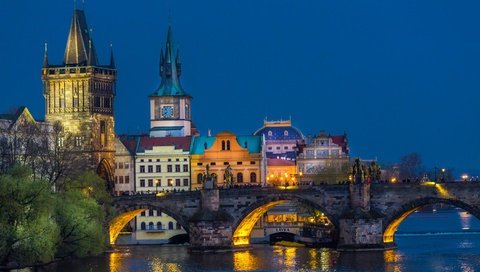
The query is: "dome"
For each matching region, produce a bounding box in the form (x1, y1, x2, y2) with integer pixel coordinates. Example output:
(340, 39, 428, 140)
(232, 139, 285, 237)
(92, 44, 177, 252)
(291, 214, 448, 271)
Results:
(254, 125, 304, 141)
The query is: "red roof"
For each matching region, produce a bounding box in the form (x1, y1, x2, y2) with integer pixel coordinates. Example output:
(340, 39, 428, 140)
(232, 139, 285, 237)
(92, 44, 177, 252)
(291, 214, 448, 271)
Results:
(267, 158, 296, 167)
(331, 135, 349, 154)
(138, 136, 191, 152)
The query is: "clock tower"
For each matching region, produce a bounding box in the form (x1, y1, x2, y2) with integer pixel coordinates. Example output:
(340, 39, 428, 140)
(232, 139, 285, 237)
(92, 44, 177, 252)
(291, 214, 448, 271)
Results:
(149, 26, 193, 137)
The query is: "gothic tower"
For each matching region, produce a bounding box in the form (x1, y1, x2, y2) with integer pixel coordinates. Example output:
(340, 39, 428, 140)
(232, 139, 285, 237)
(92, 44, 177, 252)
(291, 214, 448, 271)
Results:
(41, 8, 116, 186)
(149, 26, 193, 137)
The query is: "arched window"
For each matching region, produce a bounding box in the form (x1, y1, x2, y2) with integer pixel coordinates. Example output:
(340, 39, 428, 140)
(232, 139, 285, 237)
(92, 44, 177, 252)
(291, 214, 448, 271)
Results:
(168, 221, 174, 230)
(250, 172, 257, 183)
(284, 130, 289, 136)
(141, 222, 146, 230)
(197, 173, 203, 184)
(226, 140, 231, 150)
(204, 142, 208, 149)
(268, 130, 272, 136)
(237, 173, 243, 183)
(157, 222, 162, 230)
(148, 222, 154, 230)
(221, 140, 226, 150)
(176, 222, 181, 230)
(244, 141, 248, 148)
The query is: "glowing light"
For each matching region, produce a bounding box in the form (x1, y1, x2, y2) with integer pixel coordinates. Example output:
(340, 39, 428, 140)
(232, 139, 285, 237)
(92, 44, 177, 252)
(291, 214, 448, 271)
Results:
(462, 174, 469, 181)
(156, 192, 167, 197)
(233, 250, 260, 271)
(383, 208, 418, 243)
(390, 177, 397, 183)
(109, 251, 124, 272)
(434, 183, 451, 198)
(459, 211, 471, 231)
(109, 209, 145, 244)
(232, 200, 287, 246)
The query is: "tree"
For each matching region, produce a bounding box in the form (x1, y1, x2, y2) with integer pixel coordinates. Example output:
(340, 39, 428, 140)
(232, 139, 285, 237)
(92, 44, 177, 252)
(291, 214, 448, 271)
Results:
(398, 153, 423, 181)
(311, 161, 350, 184)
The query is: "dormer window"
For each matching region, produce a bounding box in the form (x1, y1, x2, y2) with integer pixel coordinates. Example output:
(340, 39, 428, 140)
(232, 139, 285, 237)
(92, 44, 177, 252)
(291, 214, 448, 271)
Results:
(268, 131, 272, 136)
(284, 130, 288, 136)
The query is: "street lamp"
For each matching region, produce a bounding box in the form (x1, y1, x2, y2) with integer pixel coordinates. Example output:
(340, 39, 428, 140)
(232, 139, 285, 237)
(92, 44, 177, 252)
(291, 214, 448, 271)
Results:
(462, 174, 468, 182)
(441, 168, 446, 182)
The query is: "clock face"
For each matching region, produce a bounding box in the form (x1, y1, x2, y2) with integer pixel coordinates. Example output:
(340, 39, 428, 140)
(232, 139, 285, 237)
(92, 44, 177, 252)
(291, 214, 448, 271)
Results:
(161, 106, 174, 118)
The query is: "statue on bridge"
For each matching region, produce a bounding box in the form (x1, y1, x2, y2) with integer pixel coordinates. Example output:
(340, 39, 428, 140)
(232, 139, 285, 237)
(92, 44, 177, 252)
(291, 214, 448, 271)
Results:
(352, 158, 364, 183)
(224, 165, 234, 188)
(203, 164, 217, 189)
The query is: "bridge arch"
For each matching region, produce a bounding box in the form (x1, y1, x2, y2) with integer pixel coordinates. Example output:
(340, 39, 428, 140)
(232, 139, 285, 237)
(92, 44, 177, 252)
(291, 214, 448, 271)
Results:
(383, 197, 480, 244)
(232, 195, 339, 246)
(109, 203, 190, 245)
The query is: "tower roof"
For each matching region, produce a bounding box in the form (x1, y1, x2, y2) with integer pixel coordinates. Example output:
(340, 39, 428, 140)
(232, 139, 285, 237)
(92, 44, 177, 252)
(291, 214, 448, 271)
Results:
(63, 9, 98, 66)
(150, 26, 190, 97)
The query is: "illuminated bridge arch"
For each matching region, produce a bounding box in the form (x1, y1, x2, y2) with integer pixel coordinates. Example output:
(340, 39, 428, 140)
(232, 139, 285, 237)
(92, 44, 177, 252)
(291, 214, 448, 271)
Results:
(383, 197, 480, 244)
(232, 195, 339, 246)
(109, 204, 190, 245)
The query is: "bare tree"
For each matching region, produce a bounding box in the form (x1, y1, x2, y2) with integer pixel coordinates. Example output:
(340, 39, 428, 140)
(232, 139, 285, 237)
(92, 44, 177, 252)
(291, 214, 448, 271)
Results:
(398, 153, 423, 181)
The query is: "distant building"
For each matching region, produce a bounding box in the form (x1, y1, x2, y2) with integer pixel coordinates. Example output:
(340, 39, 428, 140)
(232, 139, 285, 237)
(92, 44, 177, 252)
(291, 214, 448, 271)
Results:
(113, 137, 135, 196)
(253, 119, 305, 186)
(41, 8, 117, 189)
(297, 131, 349, 184)
(190, 131, 266, 190)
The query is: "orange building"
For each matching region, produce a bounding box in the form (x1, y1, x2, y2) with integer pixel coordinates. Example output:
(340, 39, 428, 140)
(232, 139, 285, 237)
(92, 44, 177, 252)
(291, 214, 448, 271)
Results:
(190, 131, 266, 190)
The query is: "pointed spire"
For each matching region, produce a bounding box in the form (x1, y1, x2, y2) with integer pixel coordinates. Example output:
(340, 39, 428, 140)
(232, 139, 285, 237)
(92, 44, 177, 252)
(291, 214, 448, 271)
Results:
(43, 42, 49, 68)
(64, 9, 97, 66)
(151, 26, 189, 97)
(109, 43, 115, 68)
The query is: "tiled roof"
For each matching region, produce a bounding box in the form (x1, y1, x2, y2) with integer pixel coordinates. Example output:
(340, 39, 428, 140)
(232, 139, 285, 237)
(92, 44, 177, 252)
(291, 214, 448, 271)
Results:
(254, 125, 304, 141)
(191, 135, 263, 155)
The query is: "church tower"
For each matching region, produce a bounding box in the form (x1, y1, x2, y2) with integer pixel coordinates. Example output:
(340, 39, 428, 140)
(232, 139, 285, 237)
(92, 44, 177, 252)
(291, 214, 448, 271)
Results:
(149, 26, 193, 137)
(41, 8, 116, 186)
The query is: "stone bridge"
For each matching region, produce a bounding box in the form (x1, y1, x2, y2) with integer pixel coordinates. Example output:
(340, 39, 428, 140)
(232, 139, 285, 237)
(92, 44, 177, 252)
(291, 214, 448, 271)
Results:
(110, 182, 480, 250)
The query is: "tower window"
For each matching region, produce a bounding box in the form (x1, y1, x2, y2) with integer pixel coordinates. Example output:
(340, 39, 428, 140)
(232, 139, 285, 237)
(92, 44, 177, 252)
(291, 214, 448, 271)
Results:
(94, 96, 101, 107)
(226, 140, 231, 150)
(100, 121, 107, 147)
(221, 140, 225, 150)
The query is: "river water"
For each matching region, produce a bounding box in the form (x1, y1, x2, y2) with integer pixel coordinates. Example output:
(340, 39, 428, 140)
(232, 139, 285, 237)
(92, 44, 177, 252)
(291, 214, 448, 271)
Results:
(43, 208, 480, 272)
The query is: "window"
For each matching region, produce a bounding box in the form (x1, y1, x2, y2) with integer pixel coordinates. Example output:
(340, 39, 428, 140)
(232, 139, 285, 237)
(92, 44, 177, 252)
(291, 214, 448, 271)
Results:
(168, 179, 173, 186)
(223, 162, 229, 165)
(156, 165, 161, 172)
(148, 222, 154, 230)
(197, 173, 203, 184)
(284, 146, 289, 150)
(148, 159, 152, 162)
(176, 179, 181, 186)
(175, 165, 180, 172)
(210, 162, 216, 166)
(149, 209, 154, 216)
(237, 173, 243, 183)
(100, 120, 106, 146)
(183, 165, 188, 172)
(125, 176, 129, 184)
(140, 211, 145, 216)
(250, 172, 257, 183)
(140, 166, 145, 173)
(148, 166, 153, 173)
(140, 159, 144, 162)
(74, 136, 83, 147)
(244, 141, 248, 148)
(221, 140, 225, 150)
(237, 162, 242, 165)
(176, 222, 181, 230)
(94, 96, 101, 107)
(284, 130, 289, 136)
(114, 176, 118, 184)
(197, 162, 203, 166)
(148, 179, 153, 187)
(176, 158, 179, 161)
(250, 161, 256, 165)
(119, 162, 124, 169)
(183, 179, 188, 186)
(268, 131, 272, 136)
(119, 176, 124, 184)
(226, 140, 231, 150)
(168, 222, 174, 230)
(157, 222, 162, 230)
(168, 158, 172, 162)
(157, 211, 162, 217)
(73, 97, 79, 108)
(167, 165, 172, 172)
(276, 146, 281, 150)
(140, 179, 145, 187)
(184, 158, 187, 161)
(141, 222, 146, 230)
(204, 142, 208, 149)
(268, 147, 272, 150)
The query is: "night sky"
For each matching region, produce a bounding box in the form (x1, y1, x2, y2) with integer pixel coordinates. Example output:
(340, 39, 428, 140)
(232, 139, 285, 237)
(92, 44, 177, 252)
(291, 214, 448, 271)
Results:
(1, 1, 479, 176)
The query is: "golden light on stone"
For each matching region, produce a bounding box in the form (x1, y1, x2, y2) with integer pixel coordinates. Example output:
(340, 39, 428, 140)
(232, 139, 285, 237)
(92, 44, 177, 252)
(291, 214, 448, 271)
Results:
(109, 209, 145, 244)
(232, 200, 287, 246)
(434, 183, 451, 198)
(383, 208, 418, 243)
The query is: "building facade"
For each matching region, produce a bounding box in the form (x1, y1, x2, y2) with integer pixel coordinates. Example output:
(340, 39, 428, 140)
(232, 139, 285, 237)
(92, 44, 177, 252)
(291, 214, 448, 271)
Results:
(253, 119, 305, 186)
(41, 8, 116, 188)
(190, 132, 266, 190)
(297, 131, 349, 184)
(113, 137, 135, 196)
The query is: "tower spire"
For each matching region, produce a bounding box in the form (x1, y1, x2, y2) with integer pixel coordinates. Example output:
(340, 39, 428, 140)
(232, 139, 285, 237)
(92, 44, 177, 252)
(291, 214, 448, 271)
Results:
(64, 9, 97, 65)
(109, 43, 115, 68)
(43, 42, 49, 68)
(87, 39, 93, 66)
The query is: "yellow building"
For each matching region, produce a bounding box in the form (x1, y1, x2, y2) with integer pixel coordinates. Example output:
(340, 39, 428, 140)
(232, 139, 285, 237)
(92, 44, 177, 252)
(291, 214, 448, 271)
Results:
(190, 132, 266, 189)
(41, 8, 116, 187)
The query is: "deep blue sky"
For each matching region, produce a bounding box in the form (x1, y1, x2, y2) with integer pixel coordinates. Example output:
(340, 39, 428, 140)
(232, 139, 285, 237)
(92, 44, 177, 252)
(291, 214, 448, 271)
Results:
(1, 1, 479, 176)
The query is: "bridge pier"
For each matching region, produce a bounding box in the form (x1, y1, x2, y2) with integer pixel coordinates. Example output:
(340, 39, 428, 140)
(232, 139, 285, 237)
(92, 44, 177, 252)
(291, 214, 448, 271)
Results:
(189, 189, 234, 251)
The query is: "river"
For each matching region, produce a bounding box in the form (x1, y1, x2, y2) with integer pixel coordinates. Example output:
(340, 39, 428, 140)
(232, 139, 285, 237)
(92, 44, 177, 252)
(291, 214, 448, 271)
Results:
(40, 208, 480, 272)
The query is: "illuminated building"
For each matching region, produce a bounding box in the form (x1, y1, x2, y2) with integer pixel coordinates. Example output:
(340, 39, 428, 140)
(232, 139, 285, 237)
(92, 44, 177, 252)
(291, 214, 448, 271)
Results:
(190, 131, 266, 190)
(149, 26, 196, 137)
(41, 8, 116, 187)
(253, 119, 305, 186)
(297, 131, 349, 184)
(113, 137, 134, 196)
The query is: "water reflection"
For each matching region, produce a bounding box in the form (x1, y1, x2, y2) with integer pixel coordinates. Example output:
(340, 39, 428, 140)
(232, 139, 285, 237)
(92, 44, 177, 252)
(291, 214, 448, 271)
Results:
(233, 250, 261, 271)
(459, 211, 471, 230)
